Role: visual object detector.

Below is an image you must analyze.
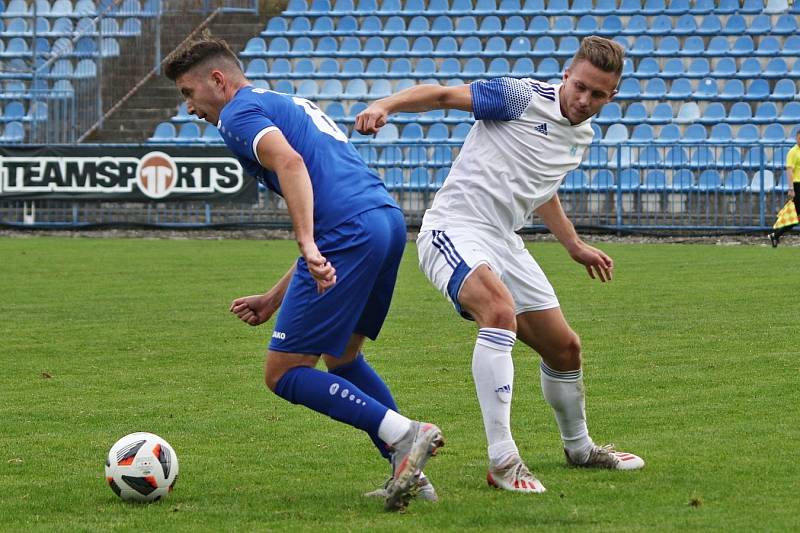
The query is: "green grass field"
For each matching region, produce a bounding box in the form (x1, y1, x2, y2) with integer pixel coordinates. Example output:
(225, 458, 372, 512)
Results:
(1, 236, 797, 532)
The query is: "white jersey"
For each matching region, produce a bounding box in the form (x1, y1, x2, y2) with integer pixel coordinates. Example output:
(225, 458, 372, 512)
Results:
(420, 78, 595, 235)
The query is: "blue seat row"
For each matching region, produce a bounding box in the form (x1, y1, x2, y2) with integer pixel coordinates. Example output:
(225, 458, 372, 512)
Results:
(281, 0, 792, 17)
(599, 123, 798, 145)
(625, 57, 800, 80)
(0, 16, 142, 36)
(561, 168, 792, 193)
(582, 144, 794, 170)
(596, 102, 800, 127)
(0, 36, 121, 58)
(615, 78, 797, 102)
(264, 13, 798, 38)
(0, 0, 159, 17)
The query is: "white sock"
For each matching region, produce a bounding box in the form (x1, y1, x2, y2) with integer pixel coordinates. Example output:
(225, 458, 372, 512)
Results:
(472, 328, 519, 466)
(540, 361, 594, 461)
(377, 409, 412, 446)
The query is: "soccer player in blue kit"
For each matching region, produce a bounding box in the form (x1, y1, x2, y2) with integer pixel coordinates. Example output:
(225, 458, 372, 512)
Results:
(164, 36, 443, 512)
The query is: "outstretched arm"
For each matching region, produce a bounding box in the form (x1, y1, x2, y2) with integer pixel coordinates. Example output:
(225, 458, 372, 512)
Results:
(534, 194, 614, 282)
(355, 84, 472, 134)
(255, 129, 336, 293)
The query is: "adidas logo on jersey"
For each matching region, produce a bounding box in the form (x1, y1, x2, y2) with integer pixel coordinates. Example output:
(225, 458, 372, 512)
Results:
(534, 123, 548, 136)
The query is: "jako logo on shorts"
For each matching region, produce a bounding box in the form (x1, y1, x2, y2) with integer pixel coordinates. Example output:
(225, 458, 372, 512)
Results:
(272, 331, 286, 340)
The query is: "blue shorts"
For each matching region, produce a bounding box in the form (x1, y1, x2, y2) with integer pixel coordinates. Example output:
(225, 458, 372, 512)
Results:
(269, 206, 406, 357)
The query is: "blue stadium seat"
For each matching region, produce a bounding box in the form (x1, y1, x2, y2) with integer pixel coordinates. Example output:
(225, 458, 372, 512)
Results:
(0, 121, 25, 143)
(661, 58, 684, 79)
(616, 78, 641, 99)
(556, 37, 579, 57)
(383, 16, 405, 34)
(713, 0, 738, 13)
(680, 124, 707, 144)
(202, 124, 223, 143)
(778, 102, 800, 124)
(460, 37, 482, 55)
(673, 13, 696, 35)
(501, 15, 525, 34)
(762, 124, 787, 144)
(414, 57, 436, 77)
(474, 0, 497, 13)
(633, 58, 659, 78)
(296, 80, 318, 98)
(528, 37, 552, 57)
(426, 123, 450, 142)
(635, 146, 663, 168)
(707, 125, 735, 145)
(742, 146, 765, 169)
(487, 58, 510, 76)
(622, 14, 647, 35)
(598, 15, 622, 36)
(765, 0, 789, 14)
(690, 0, 713, 13)
(374, 123, 399, 142)
(343, 79, 367, 98)
(595, 102, 621, 125)
(485, 36, 507, 55)
(535, 57, 559, 78)
(648, 103, 673, 125)
(770, 79, 796, 101)
(732, 58, 760, 80)
(574, 15, 597, 35)
(663, 146, 689, 167)
(718, 146, 743, 168)
(399, 122, 423, 143)
(335, 16, 358, 34)
(381, 168, 405, 189)
(320, 58, 342, 77)
(273, 80, 294, 94)
(696, 14, 722, 35)
(629, 36, 654, 57)
(435, 37, 458, 55)
(619, 169, 641, 191)
(527, 15, 549, 34)
(462, 57, 485, 77)
(783, 36, 800, 56)
(680, 36, 705, 57)
(653, 35, 681, 57)
(694, 78, 718, 100)
(589, 169, 615, 191)
(440, 57, 462, 77)
(643, 170, 667, 191)
(175, 122, 200, 143)
(265, 17, 287, 34)
(670, 169, 696, 191)
(480, 15, 503, 34)
(245, 59, 268, 78)
(451, 122, 472, 141)
(757, 36, 782, 56)
(650, 14, 672, 34)
(641, 78, 666, 99)
(583, 145, 609, 167)
(749, 102, 776, 125)
(697, 102, 724, 125)
(512, 57, 534, 76)
(725, 102, 752, 124)
(593, 0, 615, 14)
(697, 169, 721, 191)
(704, 36, 729, 56)
(685, 58, 710, 78)
(631, 124, 654, 143)
(763, 58, 788, 79)
(722, 14, 746, 35)
(621, 102, 647, 124)
(745, 79, 769, 102)
(718, 79, 744, 101)
(774, 14, 798, 34)
(545, 0, 568, 15)
(731, 36, 754, 57)
(561, 169, 589, 191)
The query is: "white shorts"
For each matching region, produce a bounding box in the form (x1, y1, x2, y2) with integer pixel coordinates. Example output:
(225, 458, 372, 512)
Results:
(416, 227, 559, 320)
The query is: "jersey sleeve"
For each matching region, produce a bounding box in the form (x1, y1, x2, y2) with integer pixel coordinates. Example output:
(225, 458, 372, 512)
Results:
(470, 77, 534, 121)
(221, 95, 280, 165)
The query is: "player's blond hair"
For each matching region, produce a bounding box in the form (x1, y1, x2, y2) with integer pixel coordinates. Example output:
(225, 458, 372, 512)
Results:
(571, 36, 625, 77)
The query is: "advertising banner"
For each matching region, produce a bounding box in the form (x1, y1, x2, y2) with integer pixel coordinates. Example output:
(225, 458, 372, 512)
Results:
(0, 145, 257, 202)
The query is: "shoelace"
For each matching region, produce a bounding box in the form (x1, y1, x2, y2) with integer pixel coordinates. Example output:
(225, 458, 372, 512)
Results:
(509, 461, 536, 482)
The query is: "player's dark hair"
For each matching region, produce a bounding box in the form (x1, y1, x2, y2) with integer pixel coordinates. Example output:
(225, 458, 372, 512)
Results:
(164, 32, 242, 81)
(571, 36, 625, 77)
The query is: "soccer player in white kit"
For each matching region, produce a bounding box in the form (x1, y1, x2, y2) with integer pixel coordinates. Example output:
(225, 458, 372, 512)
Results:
(356, 36, 644, 493)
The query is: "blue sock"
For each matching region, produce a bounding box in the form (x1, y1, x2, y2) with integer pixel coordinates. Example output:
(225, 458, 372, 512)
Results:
(274, 366, 389, 438)
(330, 354, 398, 460)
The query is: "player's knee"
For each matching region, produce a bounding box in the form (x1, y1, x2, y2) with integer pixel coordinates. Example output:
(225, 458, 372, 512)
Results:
(484, 304, 517, 331)
(264, 366, 285, 393)
(561, 332, 582, 368)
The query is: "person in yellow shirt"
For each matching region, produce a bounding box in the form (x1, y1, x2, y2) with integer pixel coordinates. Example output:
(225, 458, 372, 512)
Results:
(769, 129, 800, 247)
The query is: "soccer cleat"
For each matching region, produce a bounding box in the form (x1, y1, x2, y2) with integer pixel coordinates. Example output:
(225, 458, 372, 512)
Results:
(565, 444, 645, 470)
(364, 473, 438, 502)
(769, 233, 779, 248)
(486, 455, 546, 494)
(384, 422, 445, 512)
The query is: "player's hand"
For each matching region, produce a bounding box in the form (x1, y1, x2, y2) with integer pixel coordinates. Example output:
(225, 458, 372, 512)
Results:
(229, 294, 279, 326)
(354, 103, 389, 135)
(299, 241, 337, 293)
(569, 243, 614, 283)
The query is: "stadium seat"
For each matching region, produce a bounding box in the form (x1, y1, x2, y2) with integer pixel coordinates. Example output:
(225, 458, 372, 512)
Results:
(698, 102, 725, 124)
(697, 169, 721, 191)
(634, 146, 662, 168)
(686, 58, 710, 78)
(770, 79, 796, 101)
(374, 123, 399, 142)
(616, 78, 641, 100)
(561, 169, 589, 191)
(642, 170, 667, 191)
(722, 170, 749, 193)
(583, 144, 609, 167)
(764, 0, 789, 13)
(762, 124, 787, 144)
(708, 123, 733, 143)
(664, 146, 689, 167)
(487, 58, 510, 77)
(696, 15, 722, 35)
(451, 122, 472, 141)
(654, 125, 680, 145)
(149, 122, 176, 143)
(680, 124, 707, 144)
(718, 146, 742, 168)
(774, 14, 798, 34)
(598, 15, 622, 36)
(694, 78, 718, 100)
(343, 79, 367, 99)
(589, 169, 615, 191)
(734, 58, 761, 80)
(675, 102, 700, 124)
(722, 14, 746, 35)
(713, 0, 739, 13)
(670, 169, 696, 191)
(718, 80, 744, 102)
(595, 102, 621, 125)
(763, 58, 789, 79)
(630, 124, 654, 143)
(601, 123, 629, 145)
(727, 102, 752, 124)
(648, 103, 673, 125)
(641, 78, 666, 99)
(757, 37, 782, 56)
(661, 58, 685, 79)
(783, 36, 800, 56)
(620, 102, 647, 125)
(202, 125, 223, 143)
(778, 102, 800, 124)
(745, 79, 770, 102)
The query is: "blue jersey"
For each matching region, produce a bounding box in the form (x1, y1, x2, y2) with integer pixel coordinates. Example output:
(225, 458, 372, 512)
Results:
(218, 86, 398, 236)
